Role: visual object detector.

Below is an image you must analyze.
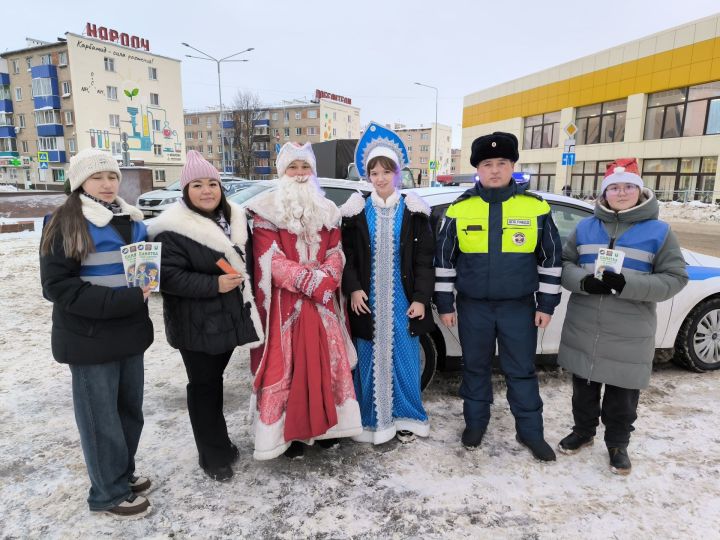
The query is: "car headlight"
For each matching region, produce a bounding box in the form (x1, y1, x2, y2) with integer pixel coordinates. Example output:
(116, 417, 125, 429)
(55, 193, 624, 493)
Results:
(161, 197, 181, 205)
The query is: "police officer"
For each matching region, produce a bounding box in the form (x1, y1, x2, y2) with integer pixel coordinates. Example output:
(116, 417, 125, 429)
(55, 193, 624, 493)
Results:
(434, 132, 562, 461)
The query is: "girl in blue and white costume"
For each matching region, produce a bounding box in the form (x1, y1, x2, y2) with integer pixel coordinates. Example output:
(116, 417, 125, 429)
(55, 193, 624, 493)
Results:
(340, 123, 435, 444)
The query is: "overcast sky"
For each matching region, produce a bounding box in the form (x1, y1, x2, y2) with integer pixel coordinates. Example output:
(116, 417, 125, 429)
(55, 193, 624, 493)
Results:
(4, 1, 720, 147)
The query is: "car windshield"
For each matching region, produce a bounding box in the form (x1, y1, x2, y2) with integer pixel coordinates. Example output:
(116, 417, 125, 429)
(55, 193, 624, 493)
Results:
(228, 183, 273, 205)
(165, 180, 182, 191)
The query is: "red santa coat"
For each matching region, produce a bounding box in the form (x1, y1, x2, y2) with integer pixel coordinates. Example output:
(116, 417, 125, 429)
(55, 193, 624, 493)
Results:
(249, 193, 362, 460)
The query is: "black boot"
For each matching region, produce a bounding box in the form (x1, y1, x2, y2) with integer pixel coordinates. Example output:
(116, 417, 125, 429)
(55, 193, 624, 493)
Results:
(284, 441, 305, 459)
(608, 447, 632, 475)
(229, 442, 240, 464)
(316, 438, 340, 449)
(461, 427, 485, 449)
(199, 458, 234, 482)
(516, 435, 556, 462)
(558, 432, 594, 455)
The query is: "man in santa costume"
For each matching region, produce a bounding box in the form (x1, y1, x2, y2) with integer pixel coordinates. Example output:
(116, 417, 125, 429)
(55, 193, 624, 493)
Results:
(248, 142, 362, 460)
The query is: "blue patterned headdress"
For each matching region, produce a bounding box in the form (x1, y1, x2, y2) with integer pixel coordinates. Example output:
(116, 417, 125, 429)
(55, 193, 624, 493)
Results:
(354, 122, 409, 178)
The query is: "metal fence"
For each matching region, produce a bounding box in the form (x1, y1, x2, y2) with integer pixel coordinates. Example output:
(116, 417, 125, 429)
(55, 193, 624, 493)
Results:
(560, 189, 718, 204)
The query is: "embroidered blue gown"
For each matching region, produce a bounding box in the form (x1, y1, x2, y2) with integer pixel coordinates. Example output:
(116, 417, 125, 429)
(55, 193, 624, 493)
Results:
(353, 195, 429, 444)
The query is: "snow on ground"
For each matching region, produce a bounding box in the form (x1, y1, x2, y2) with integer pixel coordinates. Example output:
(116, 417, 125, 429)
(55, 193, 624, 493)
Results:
(658, 201, 720, 223)
(0, 184, 19, 192)
(1, 236, 720, 539)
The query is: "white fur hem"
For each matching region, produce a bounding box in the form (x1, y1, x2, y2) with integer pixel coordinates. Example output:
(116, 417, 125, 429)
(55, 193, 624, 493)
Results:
(353, 419, 430, 445)
(252, 399, 362, 461)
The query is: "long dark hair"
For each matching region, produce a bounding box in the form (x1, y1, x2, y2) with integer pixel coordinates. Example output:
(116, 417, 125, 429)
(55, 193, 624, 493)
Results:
(40, 191, 95, 260)
(182, 183, 233, 222)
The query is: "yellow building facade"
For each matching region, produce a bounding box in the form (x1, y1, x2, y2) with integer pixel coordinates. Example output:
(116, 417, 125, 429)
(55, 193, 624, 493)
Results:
(462, 14, 720, 203)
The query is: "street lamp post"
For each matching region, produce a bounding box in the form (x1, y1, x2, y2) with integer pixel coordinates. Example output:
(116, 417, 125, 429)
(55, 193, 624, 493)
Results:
(414, 82, 439, 185)
(181, 43, 254, 175)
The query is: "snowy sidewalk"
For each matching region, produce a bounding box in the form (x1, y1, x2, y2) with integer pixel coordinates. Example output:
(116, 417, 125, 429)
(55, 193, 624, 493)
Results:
(1, 236, 719, 539)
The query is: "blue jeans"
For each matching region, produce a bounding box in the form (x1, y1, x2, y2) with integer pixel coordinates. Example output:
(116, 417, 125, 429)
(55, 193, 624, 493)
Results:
(69, 354, 144, 511)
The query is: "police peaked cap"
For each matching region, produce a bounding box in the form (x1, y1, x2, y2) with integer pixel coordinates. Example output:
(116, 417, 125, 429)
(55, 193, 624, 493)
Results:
(470, 132, 519, 167)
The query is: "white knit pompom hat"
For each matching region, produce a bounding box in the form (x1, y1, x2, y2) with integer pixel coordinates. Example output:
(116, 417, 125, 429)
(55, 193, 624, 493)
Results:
(276, 142, 317, 177)
(68, 148, 122, 192)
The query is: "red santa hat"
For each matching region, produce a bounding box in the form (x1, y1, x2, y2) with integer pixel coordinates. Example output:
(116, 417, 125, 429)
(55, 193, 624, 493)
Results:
(601, 158, 644, 193)
(276, 142, 317, 177)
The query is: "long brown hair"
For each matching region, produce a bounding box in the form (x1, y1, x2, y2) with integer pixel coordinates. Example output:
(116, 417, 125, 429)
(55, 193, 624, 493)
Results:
(39, 191, 95, 260)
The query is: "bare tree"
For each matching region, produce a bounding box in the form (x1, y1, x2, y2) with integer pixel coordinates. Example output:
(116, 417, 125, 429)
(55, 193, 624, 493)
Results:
(230, 90, 265, 179)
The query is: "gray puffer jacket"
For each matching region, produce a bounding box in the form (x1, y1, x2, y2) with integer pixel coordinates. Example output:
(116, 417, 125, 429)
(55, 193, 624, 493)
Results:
(557, 189, 688, 389)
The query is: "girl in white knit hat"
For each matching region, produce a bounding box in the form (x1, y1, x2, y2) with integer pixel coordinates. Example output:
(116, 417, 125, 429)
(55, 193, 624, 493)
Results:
(39, 148, 154, 517)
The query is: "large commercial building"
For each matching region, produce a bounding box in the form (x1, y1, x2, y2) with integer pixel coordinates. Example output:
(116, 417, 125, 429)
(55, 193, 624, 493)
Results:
(183, 90, 361, 179)
(461, 14, 720, 203)
(0, 25, 185, 188)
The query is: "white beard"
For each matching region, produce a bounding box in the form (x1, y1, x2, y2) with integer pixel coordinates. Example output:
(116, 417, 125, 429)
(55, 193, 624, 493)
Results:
(274, 174, 330, 243)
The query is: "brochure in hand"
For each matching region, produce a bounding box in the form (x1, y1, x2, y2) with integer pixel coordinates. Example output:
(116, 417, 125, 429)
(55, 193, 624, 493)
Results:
(594, 247, 625, 279)
(120, 242, 162, 291)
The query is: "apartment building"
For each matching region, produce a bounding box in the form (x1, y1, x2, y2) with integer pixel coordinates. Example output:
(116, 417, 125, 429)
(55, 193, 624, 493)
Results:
(0, 26, 184, 188)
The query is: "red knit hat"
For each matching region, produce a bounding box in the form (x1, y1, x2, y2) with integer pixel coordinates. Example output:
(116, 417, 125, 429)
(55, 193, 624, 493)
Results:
(601, 158, 644, 193)
(180, 150, 221, 189)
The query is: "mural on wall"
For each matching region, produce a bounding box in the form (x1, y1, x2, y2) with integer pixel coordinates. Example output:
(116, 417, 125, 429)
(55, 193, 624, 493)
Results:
(323, 112, 333, 141)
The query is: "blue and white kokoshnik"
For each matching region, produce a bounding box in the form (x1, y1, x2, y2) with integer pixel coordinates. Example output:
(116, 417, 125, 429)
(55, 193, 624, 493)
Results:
(354, 122, 409, 178)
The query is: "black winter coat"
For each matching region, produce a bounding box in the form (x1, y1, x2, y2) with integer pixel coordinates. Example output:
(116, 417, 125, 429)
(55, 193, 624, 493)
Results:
(340, 192, 436, 340)
(39, 209, 153, 365)
(148, 202, 264, 355)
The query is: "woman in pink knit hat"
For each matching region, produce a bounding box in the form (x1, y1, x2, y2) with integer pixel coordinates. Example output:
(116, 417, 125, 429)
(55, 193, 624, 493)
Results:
(148, 151, 264, 482)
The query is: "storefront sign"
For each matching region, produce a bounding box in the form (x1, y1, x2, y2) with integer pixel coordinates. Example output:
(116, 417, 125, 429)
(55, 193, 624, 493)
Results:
(315, 89, 351, 105)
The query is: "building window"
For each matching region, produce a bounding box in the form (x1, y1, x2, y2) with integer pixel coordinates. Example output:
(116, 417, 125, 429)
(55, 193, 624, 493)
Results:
(207, 147, 213, 155)
(332, 128, 337, 136)
(185, 117, 193, 126)
(308, 110, 318, 119)
(25, 57, 32, 70)
(0, 113, 12, 127)
(15, 87, 22, 101)
(148, 67, 157, 80)
(197, 145, 203, 153)
(152, 119, 161, 131)
(52, 169, 65, 182)
(644, 81, 720, 140)
(153, 144, 162, 156)
(575, 99, 627, 145)
(186, 132, 194, 140)
(62, 81, 72, 96)
(294, 111, 301, 120)
(40, 54, 52, 65)
(150, 93, 159, 106)
(523, 111, 560, 149)
(271, 112, 278, 121)
(333, 112, 337, 120)
(18, 114, 25, 128)
(32, 78, 53, 97)
(421, 133, 430, 140)
(642, 156, 717, 202)
(420, 145, 429, 152)
(347, 115, 351, 123)
(407, 146, 412, 152)
(111, 141, 122, 155)
(104, 57, 115, 72)
(569, 160, 612, 196)
(109, 114, 120, 128)
(307, 126, 317, 135)
(420, 157, 427, 164)
(64, 111, 74, 125)
(0, 139, 17, 152)
(521, 162, 558, 193)
(407, 134, 413, 141)
(38, 137, 58, 151)
(207, 131, 213, 141)
(35, 110, 61, 125)
(21, 140, 29, 153)
(296, 127, 302, 136)
(284, 127, 290, 138)
(68, 138, 76, 153)
(12, 60, 20, 74)
(284, 111, 290, 122)
(154, 169, 166, 181)
(106, 86, 118, 100)
(58, 52, 67, 66)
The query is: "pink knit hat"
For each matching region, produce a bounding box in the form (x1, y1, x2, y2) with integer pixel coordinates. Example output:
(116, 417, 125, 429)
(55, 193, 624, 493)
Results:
(180, 150, 221, 188)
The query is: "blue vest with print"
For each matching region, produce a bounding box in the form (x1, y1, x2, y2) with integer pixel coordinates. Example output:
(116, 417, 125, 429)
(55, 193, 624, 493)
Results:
(79, 219, 148, 289)
(576, 217, 669, 274)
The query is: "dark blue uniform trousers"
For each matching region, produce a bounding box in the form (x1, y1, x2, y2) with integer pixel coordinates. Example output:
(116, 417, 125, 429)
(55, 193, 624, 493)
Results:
(457, 294, 545, 440)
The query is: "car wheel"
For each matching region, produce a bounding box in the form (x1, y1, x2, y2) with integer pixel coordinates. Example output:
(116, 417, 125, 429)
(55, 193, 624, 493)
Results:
(420, 333, 438, 391)
(673, 297, 720, 372)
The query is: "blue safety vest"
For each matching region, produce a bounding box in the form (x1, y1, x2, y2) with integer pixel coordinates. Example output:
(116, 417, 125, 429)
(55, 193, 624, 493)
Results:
(79, 219, 147, 289)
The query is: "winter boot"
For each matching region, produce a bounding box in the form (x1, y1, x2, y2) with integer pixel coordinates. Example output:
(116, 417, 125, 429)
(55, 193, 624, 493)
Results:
(516, 435, 557, 462)
(284, 441, 305, 459)
(608, 447, 632, 475)
(99, 494, 151, 518)
(558, 432, 594, 455)
(129, 475, 151, 493)
(316, 438, 340, 449)
(396, 430, 416, 444)
(461, 427, 485, 449)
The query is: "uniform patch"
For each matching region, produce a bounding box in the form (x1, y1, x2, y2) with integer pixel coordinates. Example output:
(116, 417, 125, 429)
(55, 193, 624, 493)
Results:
(512, 232, 526, 245)
(507, 218, 531, 226)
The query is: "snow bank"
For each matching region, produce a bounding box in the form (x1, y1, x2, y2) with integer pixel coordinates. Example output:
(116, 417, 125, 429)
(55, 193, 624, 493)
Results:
(659, 201, 720, 223)
(0, 184, 18, 192)
(1, 236, 719, 538)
